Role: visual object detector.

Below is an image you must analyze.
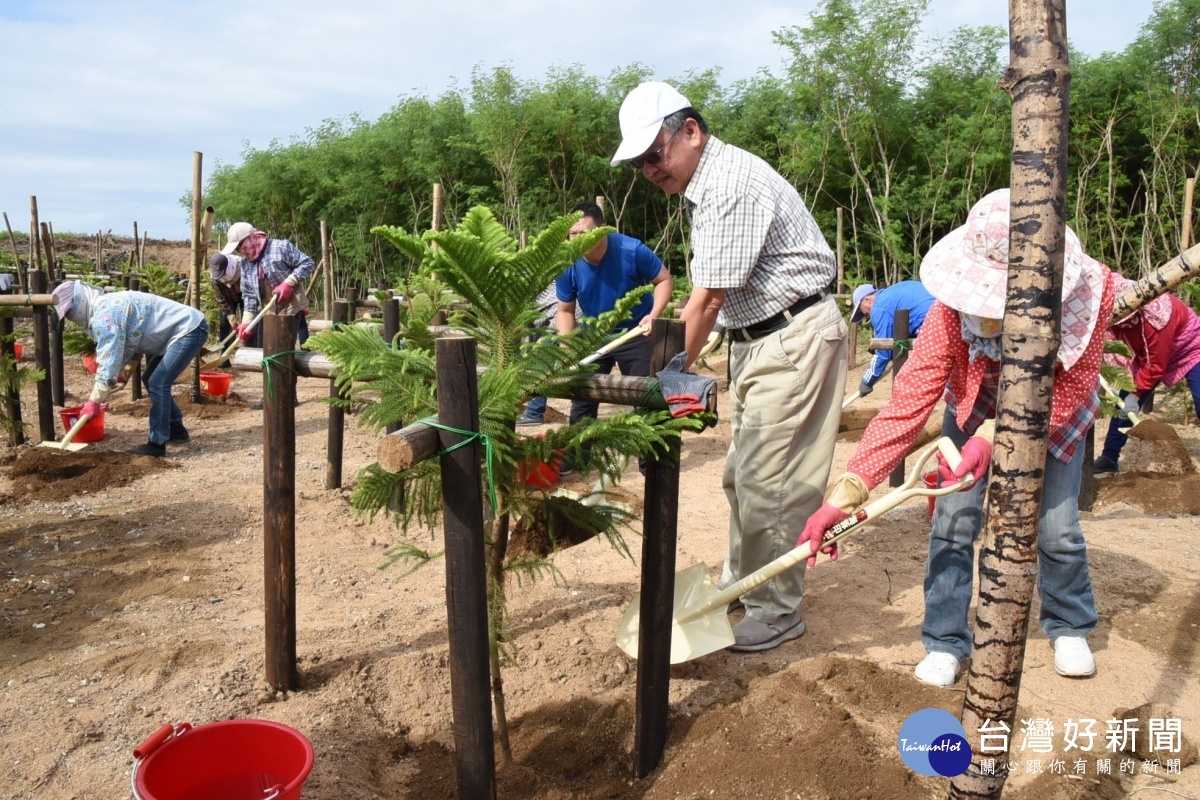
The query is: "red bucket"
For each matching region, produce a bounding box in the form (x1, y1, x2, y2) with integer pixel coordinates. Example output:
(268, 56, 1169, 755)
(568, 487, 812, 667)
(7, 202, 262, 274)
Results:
(59, 405, 106, 443)
(12, 342, 21, 360)
(82, 353, 99, 374)
(520, 457, 561, 488)
(132, 720, 314, 800)
(199, 371, 232, 398)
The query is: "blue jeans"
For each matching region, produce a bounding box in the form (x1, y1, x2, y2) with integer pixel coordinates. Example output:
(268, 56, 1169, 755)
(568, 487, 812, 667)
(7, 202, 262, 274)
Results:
(524, 395, 547, 417)
(142, 323, 209, 445)
(922, 409, 1098, 661)
(1101, 362, 1200, 462)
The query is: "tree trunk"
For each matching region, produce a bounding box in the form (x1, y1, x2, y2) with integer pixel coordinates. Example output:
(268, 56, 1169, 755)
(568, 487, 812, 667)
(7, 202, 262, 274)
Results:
(950, 2, 1070, 797)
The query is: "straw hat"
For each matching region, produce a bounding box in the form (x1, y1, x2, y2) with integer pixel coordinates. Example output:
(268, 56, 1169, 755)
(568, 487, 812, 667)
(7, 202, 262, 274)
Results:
(919, 189, 1106, 369)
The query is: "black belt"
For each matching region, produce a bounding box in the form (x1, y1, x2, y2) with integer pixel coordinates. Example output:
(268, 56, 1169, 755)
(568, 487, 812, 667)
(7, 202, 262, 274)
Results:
(728, 293, 826, 342)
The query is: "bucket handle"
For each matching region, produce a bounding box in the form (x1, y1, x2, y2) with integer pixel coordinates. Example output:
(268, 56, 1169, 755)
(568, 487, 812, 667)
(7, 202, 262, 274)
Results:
(130, 723, 192, 800)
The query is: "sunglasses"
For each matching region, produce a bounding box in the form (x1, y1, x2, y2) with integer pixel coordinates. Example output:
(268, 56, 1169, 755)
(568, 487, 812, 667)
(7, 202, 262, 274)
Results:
(629, 126, 681, 170)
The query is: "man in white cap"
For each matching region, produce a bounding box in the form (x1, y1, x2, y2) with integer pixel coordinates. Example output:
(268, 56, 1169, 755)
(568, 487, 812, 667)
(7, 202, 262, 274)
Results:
(798, 189, 1113, 687)
(612, 81, 847, 652)
(848, 279, 934, 400)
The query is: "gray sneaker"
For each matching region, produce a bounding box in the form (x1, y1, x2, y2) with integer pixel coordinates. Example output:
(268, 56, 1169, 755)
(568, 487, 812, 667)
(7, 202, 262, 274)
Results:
(727, 610, 806, 652)
(515, 411, 545, 426)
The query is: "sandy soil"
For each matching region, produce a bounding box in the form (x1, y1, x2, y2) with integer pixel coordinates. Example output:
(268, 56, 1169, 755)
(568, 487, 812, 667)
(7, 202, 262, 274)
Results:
(3, 334, 1200, 800)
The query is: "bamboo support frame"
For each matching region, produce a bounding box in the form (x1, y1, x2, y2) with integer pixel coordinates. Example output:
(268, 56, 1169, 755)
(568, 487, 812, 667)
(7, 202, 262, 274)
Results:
(3, 213, 24, 293)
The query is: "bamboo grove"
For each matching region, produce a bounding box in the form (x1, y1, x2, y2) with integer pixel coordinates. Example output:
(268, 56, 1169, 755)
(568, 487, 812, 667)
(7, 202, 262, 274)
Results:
(199, 0, 1200, 292)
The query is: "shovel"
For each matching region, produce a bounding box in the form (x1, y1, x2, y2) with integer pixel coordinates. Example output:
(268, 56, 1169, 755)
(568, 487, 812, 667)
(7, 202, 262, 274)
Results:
(200, 296, 276, 371)
(579, 323, 649, 367)
(1098, 375, 1141, 428)
(38, 413, 92, 452)
(841, 391, 861, 410)
(615, 436, 975, 664)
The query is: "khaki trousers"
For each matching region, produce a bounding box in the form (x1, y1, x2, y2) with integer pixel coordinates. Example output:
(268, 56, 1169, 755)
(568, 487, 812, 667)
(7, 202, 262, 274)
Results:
(720, 295, 848, 620)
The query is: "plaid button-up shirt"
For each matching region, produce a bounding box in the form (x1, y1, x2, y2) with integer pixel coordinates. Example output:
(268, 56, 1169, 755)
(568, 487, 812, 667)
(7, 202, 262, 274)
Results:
(683, 136, 835, 329)
(239, 238, 315, 316)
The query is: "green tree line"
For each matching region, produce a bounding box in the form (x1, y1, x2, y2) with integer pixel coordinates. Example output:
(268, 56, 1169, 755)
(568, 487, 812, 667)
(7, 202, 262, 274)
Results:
(200, 0, 1200, 295)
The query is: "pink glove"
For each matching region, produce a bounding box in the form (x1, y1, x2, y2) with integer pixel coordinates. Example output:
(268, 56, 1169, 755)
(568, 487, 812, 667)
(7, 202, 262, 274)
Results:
(938, 435, 991, 487)
(235, 322, 255, 342)
(272, 281, 294, 306)
(796, 503, 850, 568)
(80, 400, 104, 421)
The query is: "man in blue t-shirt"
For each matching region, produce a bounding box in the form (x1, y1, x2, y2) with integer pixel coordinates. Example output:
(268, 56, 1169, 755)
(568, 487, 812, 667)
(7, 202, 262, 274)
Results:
(849, 280, 935, 397)
(556, 201, 673, 434)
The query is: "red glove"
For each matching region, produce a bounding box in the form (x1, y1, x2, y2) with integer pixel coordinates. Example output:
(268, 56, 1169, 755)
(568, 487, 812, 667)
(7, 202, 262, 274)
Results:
(272, 281, 294, 306)
(80, 400, 104, 421)
(235, 322, 255, 342)
(938, 435, 991, 487)
(796, 503, 850, 568)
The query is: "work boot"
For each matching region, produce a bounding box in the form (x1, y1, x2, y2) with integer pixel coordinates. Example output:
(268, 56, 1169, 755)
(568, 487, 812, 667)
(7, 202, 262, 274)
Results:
(515, 411, 545, 426)
(1092, 455, 1118, 475)
(168, 422, 189, 443)
(126, 441, 167, 458)
(1053, 636, 1096, 678)
(914, 652, 961, 687)
(726, 610, 805, 652)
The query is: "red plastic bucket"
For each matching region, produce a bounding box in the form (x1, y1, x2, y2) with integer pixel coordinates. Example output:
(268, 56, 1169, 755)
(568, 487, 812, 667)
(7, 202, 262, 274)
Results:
(59, 405, 106, 443)
(199, 371, 232, 398)
(132, 720, 314, 800)
(82, 353, 99, 374)
(12, 342, 21, 360)
(520, 457, 561, 488)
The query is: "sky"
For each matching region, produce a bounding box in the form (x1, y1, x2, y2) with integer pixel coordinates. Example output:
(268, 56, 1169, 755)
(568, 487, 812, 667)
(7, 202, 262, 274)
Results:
(0, 0, 1158, 243)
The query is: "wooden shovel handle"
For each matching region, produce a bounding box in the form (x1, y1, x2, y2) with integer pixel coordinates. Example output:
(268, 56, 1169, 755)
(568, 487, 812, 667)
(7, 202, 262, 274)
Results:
(579, 323, 649, 366)
(1098, 375, 1141, 426)
(59, 413, 91, 447)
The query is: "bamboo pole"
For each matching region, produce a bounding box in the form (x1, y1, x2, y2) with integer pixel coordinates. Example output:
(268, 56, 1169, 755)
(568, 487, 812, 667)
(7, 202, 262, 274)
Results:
(96, 230, 103, 273)
(129, 279, 143, 401)
(1, 315, 24, 446)
(836, 207, 845, 294)
(132, 222, 139, 270)
(190, 153, 203, 401)
(3, 213, 24, 293)
(0, 294, 55, 306)
(263, 313, 299, 691)
(40, 223, 57, 284)
(321, 220, 331, 321)
(432, 183, 444, 232)
(951, 3, 1070, 797)
(1183, 178, 1195, 251)
(1111, 242, 1200, 322)
(886, 308, 910, 489)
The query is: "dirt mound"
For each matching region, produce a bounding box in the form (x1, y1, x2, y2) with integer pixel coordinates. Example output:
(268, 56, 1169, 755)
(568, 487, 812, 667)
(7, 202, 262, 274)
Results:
(110, 390, 253, 419)
(3, 448, 175, 502)
(1095, 473, 1200, 515)
(1127, 419, 1196, 475)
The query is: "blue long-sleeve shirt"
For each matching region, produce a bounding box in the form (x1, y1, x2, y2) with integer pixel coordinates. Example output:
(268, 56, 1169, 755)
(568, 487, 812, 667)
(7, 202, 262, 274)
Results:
(861, 280, 935, 387)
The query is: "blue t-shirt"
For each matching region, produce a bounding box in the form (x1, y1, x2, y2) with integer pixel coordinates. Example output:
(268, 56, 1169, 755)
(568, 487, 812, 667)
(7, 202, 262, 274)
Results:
(862, 280, 935, 386)
(556, 233, 663, 332)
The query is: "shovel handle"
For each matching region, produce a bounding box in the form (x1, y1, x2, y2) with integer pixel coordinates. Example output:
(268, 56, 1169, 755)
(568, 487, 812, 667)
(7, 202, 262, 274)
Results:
(579, 324, 649, 367)
(1098, 375, 1141, 426)
(207, 296, 277, 368)
(58, 413, 91, 447)
(841, 391, 860, 410)
(682, 437, 973, 622)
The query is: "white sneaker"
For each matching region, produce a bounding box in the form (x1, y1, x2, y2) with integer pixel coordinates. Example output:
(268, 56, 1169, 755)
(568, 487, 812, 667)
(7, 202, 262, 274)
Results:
(914, 652, 961, 687)
(1053, 636, 1096, 678)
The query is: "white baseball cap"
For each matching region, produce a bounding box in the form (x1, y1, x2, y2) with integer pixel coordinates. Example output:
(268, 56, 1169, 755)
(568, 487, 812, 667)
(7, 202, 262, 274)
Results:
(849, 284, 876, 323)
(610, 82, 692, 167)
(222, 221, 256, 255)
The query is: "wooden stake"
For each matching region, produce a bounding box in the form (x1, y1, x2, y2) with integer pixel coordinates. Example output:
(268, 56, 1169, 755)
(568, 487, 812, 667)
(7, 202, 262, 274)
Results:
(129, 278, 143, 401)
(0, 315, 24, 446)
(836, 207, 845, 295)
(320, 220, 332, 321)
(432, 183, 444, 232)
(634, 318, 685, 778)
(887, 308, 910, 488)
(263, 313, 299, 691)
(3, 212, 24, 293)
(30, 271, 54, 442)
(324, 301, 349, 490)
(29, 197, 41, 272)
(1183, 177, 1195, 250)
(435, 335, 497, 800)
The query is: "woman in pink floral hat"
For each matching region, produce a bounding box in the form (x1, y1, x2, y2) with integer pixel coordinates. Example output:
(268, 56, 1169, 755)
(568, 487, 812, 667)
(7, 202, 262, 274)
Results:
(797, 189, 1114, 688)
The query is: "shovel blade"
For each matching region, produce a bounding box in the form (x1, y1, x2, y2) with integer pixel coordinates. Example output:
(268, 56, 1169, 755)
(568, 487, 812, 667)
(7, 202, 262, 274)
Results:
(616, 562, 736, 664)
(37, 440, 87, 452)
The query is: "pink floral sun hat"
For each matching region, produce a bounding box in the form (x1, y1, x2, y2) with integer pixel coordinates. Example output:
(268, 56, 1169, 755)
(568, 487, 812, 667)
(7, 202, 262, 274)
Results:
(919, 188, 1106, 369)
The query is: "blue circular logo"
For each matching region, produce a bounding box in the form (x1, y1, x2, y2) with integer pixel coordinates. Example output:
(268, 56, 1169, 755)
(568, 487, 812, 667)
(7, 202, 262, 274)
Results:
(897, 708, 972, 776)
